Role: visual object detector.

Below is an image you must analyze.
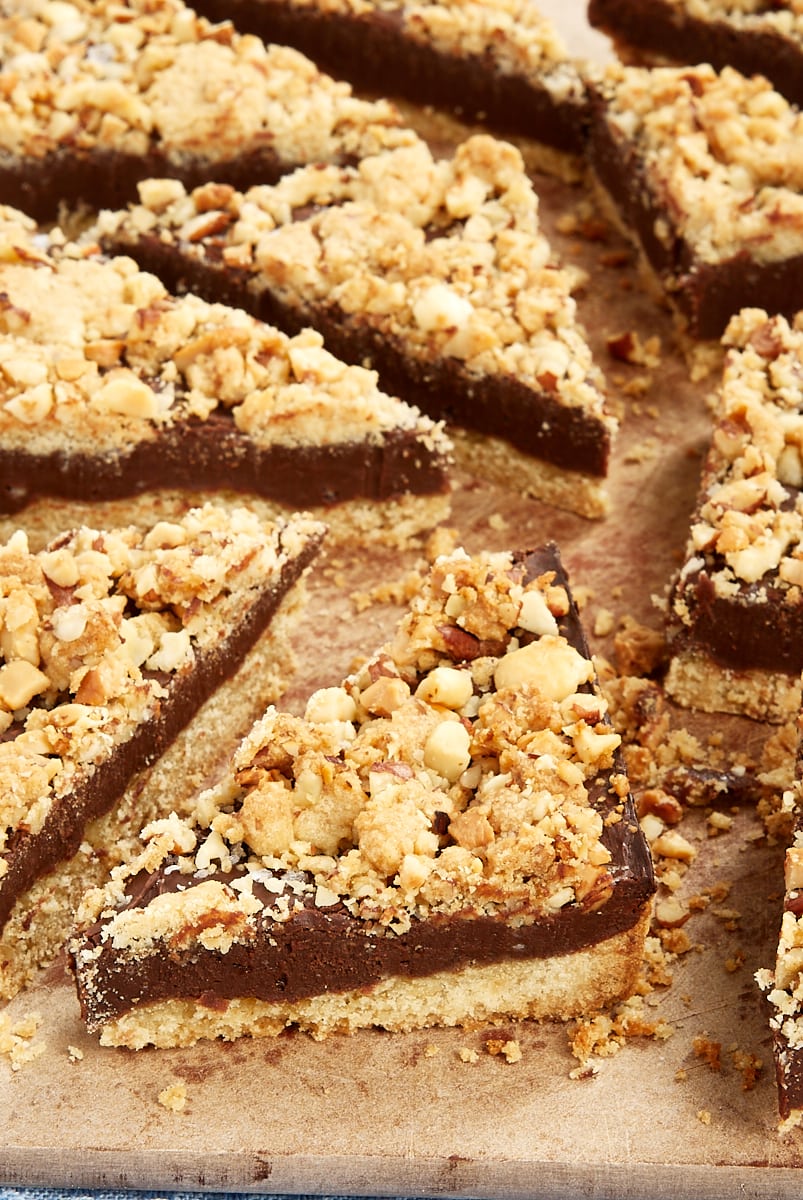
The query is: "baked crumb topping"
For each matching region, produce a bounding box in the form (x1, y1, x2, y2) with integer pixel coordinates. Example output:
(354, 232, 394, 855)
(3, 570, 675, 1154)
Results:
(0, 0, 415, 169)
(96, 135, 612, 421)
(670, 308, 803, 613)
(592, 62, 803, 264)
(75, 546, 634, 952)
(0, 209, 447, 455)
(0, 502, 325, 876)
(658, 0, 803, 38)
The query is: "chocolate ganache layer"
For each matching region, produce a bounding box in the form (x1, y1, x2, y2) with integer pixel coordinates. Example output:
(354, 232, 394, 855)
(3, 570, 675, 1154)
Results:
(0, 530, 323, 934)
(100, 234, 612, 479)
(0, 409, 448, 517)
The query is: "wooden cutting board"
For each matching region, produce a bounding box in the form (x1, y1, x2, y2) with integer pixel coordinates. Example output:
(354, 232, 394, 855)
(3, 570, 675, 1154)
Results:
(3, 4, 803, 1195)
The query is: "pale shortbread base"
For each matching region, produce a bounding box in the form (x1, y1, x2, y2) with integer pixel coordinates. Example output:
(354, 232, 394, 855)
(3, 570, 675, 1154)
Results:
(665, 648, 802, 725)
(94, 907, 651, 1049)
(0, 586, 307, 1002)
(451, 427, 610, 520)
(0, 488, 451, 554)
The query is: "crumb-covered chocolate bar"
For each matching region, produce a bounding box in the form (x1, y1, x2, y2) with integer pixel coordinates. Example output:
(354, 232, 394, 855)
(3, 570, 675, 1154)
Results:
(94, 135, 616, 518)
(69, 542, 655, 1049)
(0, 501, 325, 999)
(666, 307, 803, 722)
(190, 0, 590, 178)
(0, 0, 417, 222)
(756, 712, 803, 1132)
(0, 207, 450, 548)
(588, 0, 803, 108)
(585, 62, 803, 341)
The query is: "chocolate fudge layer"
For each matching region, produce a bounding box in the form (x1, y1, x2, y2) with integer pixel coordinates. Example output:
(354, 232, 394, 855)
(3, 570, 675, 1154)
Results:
(666, 308, 803, 722)
(0, 502, 325, 999)
(191, 0, 589, 173)
(585, 63, 803, 341)
(0, 0, 417, 222)
(70, 543, 655, 1048)
(0, 209, 450, 548)
(95, 136, 616, 518)
(588, 0, 803, 109)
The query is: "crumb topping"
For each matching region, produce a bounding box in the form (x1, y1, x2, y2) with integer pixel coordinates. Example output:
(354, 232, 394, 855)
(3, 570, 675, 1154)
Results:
(670, 308, 803, 613)
(669, 0, 803, 38)
(0, 212, 446, 455)
(593, 62, 803, 264)
(76, 546, 634, 953)
(0, 503, 324, 871)
(97, 135, 611, 422)
(0, 0, 415, 168)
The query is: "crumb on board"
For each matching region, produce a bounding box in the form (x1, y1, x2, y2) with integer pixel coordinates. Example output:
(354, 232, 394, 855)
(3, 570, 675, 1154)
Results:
(67, 1044, 84, 1063)
(0, 1011, 45, 1071)
(485, 1038, 523, 1063)
(593, 607, 615, 638)
(423, 1043, 439, 1057)
(458, 1046, 479, 1063)
(568, 992, 674, 1066)
(697, 1109, 712, 1125)
(158, 1082, 188, 1113)
(693, 1035, 722, 1072)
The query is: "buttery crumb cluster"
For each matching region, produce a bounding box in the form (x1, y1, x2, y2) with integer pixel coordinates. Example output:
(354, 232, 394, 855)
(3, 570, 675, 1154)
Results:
(671, 307, 803, 610)
(0, 503, 318, 879)
(592, 62, 803, 263)
(0, 0, 414, 169)
(78, 547, 631, 952)
(98, 135, 609, 419)
(673, 0, 803, 36)
(0, 211, 443, 454)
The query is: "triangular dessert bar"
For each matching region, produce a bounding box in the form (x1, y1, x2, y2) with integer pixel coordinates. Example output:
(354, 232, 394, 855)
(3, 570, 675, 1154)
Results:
(70, 542, 655, 1048)
(1, 501, 325, 999)
(95, 135, 616, 518)
(0, 208, 450, 548)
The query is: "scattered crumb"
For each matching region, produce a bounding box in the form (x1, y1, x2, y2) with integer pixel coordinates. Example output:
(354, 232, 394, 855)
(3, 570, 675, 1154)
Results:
(423, 1043, 439, 1057)
(158, 1083, 188, 1113)
(487, 512, 508, 531)
(485, 1038, 522, 1063)
(458, 1046, 479, 1063)
(675, 1068, 688, 1082)
(67, 1045, 84, 1063)
(606, 330, 662, 368)
(0, 1011, 46, 1071)
(569, 993, 674, 1066)
(593, 607, 616, 637)
(731, 1048, 763, 1092)
(693, 1035, 722, 1072)
(697, 1109, 712, 1125)
(613, 616, 667, 677)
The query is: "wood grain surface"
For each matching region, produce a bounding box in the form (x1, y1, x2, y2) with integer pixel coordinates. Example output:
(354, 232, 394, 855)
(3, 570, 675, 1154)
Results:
(3, 4, 803, 1196)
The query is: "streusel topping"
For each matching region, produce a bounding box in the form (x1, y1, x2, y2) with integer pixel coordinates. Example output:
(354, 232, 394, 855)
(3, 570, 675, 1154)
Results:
(673, 0, 803, 37)
(0, 215, 447, 455)
(0, 503, 325, 873)
(77, 546, 631, 951)
(97, 136, 611, 420)
(672, 308, 803, 608)
(0, 0, 416, 168)
(593, 62, 803, 264)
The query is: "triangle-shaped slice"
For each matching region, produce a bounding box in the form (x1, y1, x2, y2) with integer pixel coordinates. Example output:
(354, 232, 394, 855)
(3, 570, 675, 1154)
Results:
(0, 501, 325, 1000)
(70, 541, 654, 1048)
(95, 135, 617, 518)
(0, 208, 451, 549)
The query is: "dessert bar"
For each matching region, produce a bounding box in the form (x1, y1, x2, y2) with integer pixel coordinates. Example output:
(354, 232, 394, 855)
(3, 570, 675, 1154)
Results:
(585, 62, 803, 342)
(0, 502, 325, 999)
(191, 0, 590, 178)
(665, 307, 803, 722)
(94, 135, 616, 518)
(588, 0, 803, 108)
(0, 0, 417, 223)
(0, 207, 450, 549)
(756, 713, 803, 1132)
(69, 542, 655, 1049)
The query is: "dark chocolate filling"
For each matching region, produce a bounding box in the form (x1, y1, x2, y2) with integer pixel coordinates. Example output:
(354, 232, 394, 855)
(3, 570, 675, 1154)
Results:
(70, 544, 655, 1025)
(588, 0, 803, 109)
(668, 566, 803, 676)
(585, 84, 803, 340)
(0, 528, 324, 933)
(0, 409, 448, 516)
(100, 233, 612, 478)
(191, 0, 588, 154)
